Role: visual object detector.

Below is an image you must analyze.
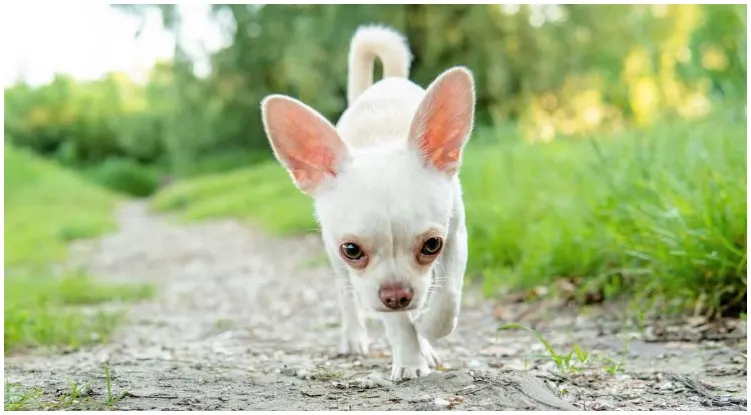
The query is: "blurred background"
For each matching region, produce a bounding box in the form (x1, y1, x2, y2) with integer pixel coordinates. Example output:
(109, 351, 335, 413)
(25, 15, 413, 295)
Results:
(3, 4, 747, 343)
(4, 4, 746, 186)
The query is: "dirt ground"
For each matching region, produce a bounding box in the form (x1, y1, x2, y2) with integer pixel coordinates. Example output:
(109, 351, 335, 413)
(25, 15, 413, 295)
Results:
(4, 202, 748, 410)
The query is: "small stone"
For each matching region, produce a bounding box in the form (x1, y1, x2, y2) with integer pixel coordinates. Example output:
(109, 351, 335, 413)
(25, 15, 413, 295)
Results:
(592, 402, 615, 411)
(725, 386, 741, 393)
(448, 395, 464, 405)
(433, 397, 450, 408)
(301, 387, 325, 397)
(657, 381, 674, 391)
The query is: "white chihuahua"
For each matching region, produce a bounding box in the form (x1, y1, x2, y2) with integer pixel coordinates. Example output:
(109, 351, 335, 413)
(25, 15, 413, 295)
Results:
(260, 25, 474, 381)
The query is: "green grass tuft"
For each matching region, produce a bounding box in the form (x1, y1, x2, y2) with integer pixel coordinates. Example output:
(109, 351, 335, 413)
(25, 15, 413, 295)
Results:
(5, 364, 129, 410)
(4, 270, 155, 355)
(4, 381, 44, 411)
(150, 110, 746, 317)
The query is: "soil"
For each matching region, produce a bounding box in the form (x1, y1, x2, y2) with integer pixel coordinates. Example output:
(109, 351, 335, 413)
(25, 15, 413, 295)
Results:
(4, 201, 747, 410)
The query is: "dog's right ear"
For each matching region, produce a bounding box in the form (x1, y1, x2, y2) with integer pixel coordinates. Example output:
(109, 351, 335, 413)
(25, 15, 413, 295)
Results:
(261, 95, 348, 196)
(408, 67, 475, 177)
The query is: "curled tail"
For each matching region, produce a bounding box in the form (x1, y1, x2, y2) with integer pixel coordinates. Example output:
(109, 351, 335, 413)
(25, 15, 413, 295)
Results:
(347, 25, 412, 105)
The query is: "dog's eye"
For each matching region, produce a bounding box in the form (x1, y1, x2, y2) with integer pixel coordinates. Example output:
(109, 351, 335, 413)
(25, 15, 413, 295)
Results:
(340, 242, 364, 260)
(420, 237, 443, 255)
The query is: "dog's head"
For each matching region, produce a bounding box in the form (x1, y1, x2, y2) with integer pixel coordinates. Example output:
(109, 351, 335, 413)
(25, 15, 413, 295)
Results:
(261, 68, 475, 313)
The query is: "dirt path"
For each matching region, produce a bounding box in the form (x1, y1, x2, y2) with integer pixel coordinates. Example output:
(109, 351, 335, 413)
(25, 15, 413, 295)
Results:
(5, 201, 747, 410)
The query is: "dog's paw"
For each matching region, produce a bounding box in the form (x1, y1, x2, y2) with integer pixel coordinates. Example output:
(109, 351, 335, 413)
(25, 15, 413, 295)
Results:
(418, 336, 441, 368)
(338, 326, 369, 356)
(390, 363, 431, 382)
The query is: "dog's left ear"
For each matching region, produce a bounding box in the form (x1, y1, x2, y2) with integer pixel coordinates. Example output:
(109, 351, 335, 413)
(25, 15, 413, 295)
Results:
(261, 95, 349, 196)
(408, 67, 475, 176)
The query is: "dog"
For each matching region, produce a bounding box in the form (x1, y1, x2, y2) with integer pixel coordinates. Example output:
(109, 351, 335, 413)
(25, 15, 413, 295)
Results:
(260, 25, 475, 381)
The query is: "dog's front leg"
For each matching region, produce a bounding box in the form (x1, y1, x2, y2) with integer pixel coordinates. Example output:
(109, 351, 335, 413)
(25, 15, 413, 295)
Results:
(382, 313, 430, 381)
(413, 194, 468, 341)
(327, 250, 369, 355)
(334, 276, 370, 355)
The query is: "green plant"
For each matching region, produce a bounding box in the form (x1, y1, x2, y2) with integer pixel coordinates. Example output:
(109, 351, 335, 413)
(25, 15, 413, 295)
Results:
(18, 365, 130, 410)
(87, 157, 160, 197)
(4, 381, 43, 411)
(5, 270, 154, 353)
(498, 323, 590, 375)
(57, 378, 93, 408)
(103, 364, 127, 407)
(600, 355, 626, 375)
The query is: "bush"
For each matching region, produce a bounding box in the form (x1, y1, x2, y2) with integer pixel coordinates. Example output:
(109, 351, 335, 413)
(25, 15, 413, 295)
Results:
(87, 158, 160, 197)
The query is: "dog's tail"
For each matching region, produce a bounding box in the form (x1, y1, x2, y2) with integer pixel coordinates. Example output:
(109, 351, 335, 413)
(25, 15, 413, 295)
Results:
(347, 25, 412, 105)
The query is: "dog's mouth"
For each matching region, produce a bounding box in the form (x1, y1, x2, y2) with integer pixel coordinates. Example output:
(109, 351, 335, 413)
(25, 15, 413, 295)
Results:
(372, 305, 419, 313)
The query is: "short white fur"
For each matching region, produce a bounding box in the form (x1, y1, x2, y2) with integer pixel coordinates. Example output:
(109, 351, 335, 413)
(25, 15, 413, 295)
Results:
(260, 24, 475, 382)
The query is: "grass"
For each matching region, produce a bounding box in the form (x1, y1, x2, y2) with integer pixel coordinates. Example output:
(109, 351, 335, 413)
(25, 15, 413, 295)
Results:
(4, 145, 155, 353)
(4, 269, 155, 352)
(498, 323, 590, 375)
(4, 364, 128, 410)
(498, 323, 627, 376)
(151, 162, 315, 235)
(5, 144, 120, 267)
(4, 381, 43, 411)
(151, 109, 746, 318)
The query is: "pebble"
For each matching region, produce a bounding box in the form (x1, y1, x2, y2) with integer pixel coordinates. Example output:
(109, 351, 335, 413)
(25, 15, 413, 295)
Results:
(657, 381, 674, 391)
(433, 397, 450, 409)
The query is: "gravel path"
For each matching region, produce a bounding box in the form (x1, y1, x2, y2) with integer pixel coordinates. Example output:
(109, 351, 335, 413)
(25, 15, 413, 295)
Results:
(4, 201, 747, 410)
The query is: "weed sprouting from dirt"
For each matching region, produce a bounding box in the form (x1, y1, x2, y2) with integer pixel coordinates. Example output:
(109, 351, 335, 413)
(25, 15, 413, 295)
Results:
(5, 364, 129, 410)
(103, 363, 128, 407)
(498, 323, 590, 375)
(4, 381, 43, 411)
(497, 323, 628, 376)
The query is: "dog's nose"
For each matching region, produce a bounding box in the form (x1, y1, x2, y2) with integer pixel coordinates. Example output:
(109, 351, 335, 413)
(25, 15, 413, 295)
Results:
(378, 283, 414, 310)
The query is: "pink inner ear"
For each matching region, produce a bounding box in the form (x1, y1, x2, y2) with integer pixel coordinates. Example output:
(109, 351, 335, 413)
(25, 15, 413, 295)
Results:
(410, 68, 475, 175)
(262, 96, 346, 194)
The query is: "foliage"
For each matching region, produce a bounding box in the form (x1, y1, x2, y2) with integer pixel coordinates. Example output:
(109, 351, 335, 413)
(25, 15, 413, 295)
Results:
(4, 5, 746, 180)
(85, 157, 160, 197)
